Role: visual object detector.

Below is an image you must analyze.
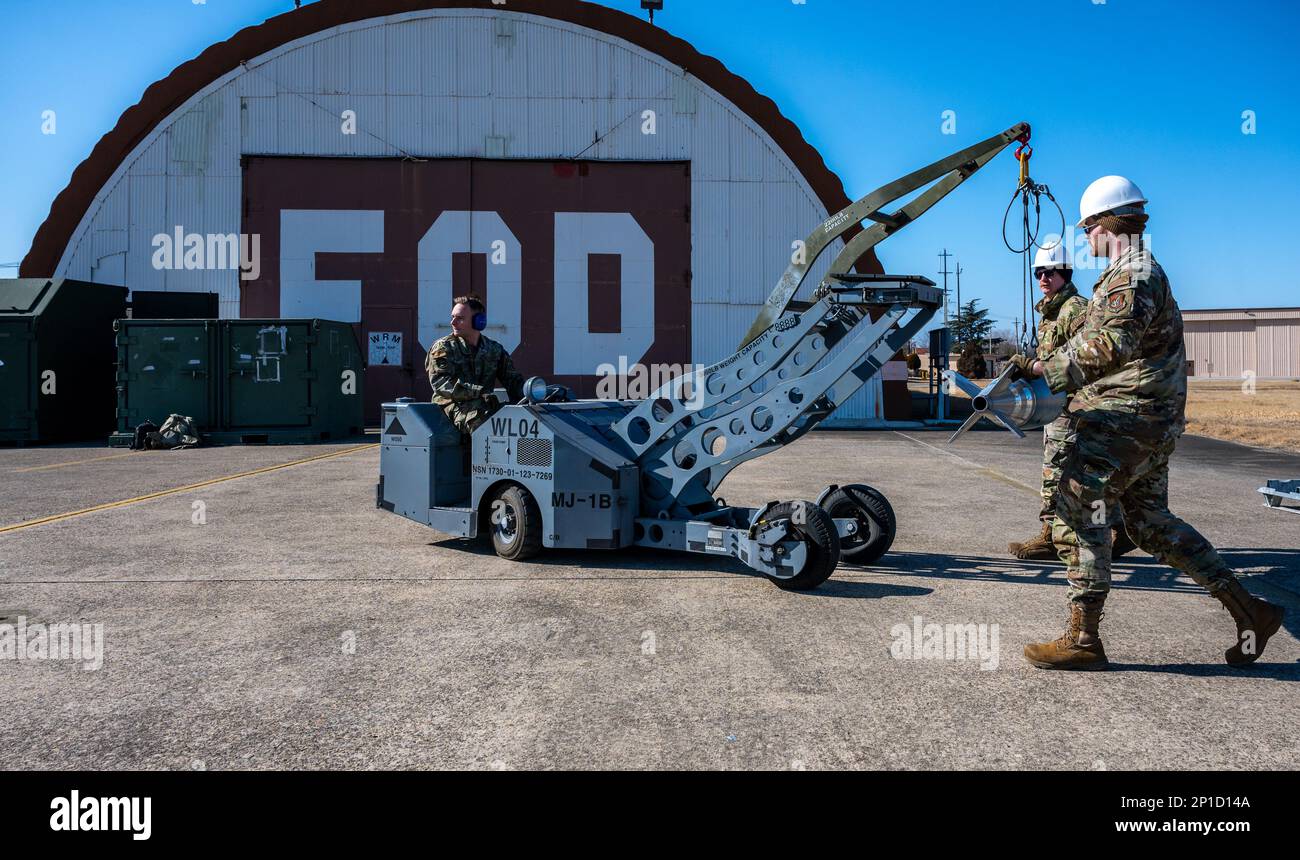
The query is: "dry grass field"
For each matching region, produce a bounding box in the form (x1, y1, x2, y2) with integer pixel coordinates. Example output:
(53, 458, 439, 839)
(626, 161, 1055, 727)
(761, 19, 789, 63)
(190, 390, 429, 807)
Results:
(1185, 379, 1300, 453)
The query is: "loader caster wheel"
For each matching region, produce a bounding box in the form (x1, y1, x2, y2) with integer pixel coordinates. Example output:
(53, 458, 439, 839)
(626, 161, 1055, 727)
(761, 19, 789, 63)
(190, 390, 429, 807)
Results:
(762, 501, 841, 591)
(490, 484, 543, 561)
(824, 484, 896, 564)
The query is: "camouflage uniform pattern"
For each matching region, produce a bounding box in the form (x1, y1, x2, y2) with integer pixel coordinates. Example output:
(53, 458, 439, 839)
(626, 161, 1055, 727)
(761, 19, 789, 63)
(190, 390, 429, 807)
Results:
(1033, 283, 1089, 521)
(1035, 282, 1089, 360)
(1041, 242, 1233, 601)
(426, 334, 526, 434)
(1042, 244, 1187, 431)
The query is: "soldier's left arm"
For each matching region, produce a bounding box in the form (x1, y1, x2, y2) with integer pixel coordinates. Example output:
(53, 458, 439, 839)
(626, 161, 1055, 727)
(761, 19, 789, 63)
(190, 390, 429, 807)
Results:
(496, 348, 527, 404)
(1042, 271, 1157, 394)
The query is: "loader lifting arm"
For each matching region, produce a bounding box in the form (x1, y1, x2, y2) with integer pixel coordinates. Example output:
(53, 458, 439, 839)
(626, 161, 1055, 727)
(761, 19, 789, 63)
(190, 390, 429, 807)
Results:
(740, 122, 1031, 349)
(610, 122, 1032, 515)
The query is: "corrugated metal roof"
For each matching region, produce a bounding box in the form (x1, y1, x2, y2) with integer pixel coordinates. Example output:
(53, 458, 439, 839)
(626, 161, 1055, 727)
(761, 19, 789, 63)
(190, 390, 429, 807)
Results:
(1182, 307, 1300, 320)
(42, 6, 883, 420)
(29, 2, 881, 280)
(385, 22, 422, 96)
(727, 182, 764, 304)
(420, 96, 460, 153)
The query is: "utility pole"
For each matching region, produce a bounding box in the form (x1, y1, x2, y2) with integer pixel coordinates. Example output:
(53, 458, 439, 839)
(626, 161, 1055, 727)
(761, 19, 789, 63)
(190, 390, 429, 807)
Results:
(938, 249, 952, 328)
(935, 249, 955, 422)
(955, 261, 963, 322)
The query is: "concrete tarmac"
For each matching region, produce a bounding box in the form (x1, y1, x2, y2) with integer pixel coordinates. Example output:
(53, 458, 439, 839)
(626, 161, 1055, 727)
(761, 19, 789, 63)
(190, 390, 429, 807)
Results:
(1, 429, 1296, 770)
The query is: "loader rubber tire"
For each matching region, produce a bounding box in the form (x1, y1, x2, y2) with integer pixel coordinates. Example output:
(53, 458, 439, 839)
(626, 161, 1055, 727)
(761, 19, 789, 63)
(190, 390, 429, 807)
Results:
(490, 483, 543, 561)
(761, 501, 841, 591)
(823, 484, 896, 565)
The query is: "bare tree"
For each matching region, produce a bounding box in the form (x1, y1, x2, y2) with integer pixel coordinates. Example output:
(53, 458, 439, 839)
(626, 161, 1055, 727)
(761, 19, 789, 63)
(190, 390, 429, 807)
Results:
(991, 327, 1018, 358)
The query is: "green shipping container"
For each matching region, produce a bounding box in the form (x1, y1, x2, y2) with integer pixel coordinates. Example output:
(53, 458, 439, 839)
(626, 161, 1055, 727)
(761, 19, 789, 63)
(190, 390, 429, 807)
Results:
(113, 319, 220, 435)
(0, 279, 128, 443)
(112, 318, 364, 445)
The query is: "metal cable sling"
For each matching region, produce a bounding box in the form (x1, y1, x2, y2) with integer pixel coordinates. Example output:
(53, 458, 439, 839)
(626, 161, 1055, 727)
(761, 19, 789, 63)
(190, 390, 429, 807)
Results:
(1000, 132, 1064, 354)
(1023, 221, 1030, 352)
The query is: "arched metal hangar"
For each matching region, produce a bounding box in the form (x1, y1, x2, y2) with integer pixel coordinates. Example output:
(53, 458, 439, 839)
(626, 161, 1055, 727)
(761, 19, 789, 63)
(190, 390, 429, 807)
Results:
(21, 0, 900, 423)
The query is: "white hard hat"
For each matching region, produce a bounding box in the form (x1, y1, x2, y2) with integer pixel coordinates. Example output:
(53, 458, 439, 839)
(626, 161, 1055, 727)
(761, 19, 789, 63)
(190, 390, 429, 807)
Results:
(1077, 175, 1147, 227)
(1033, 240, 1071, 270)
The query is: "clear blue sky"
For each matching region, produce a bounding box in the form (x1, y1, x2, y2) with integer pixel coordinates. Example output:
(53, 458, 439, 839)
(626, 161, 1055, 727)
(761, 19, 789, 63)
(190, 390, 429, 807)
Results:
(3, 0, 1298, 335)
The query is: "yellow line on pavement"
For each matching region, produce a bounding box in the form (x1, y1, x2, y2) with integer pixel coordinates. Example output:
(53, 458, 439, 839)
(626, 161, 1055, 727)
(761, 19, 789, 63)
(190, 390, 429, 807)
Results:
(0, 444, 378, 535)
(12, 452, 137, 473)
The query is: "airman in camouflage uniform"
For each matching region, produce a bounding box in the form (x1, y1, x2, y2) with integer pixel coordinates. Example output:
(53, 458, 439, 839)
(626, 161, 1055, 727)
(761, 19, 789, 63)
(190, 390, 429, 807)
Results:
(1021, 181, 1283, 670)
(1006, 278, 1089, 560)
(426, 296, 526, 434)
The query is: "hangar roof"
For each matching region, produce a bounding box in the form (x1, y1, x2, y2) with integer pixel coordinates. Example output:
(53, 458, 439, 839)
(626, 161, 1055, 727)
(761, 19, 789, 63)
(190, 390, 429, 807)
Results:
(1182, 307, 1300, 321)
(20, 0, 875, 278)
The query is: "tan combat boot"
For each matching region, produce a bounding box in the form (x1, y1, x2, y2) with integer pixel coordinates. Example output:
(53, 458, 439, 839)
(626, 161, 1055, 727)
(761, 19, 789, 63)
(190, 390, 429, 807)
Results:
(1024, 597, 1109, 670)
(1009, 522, 1056, 561)
(1112, 525, 1138, 559)
(1214, 579, 1285, 666)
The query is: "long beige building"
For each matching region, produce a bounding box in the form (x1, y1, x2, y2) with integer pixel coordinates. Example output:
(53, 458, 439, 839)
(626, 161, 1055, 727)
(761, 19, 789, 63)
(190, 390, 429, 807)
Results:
(1182, 307, 1300, 379)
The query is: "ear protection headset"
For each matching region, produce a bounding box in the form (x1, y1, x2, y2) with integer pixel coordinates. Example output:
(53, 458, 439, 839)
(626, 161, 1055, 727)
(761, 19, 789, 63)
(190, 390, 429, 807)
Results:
(471, 310, 487, 331)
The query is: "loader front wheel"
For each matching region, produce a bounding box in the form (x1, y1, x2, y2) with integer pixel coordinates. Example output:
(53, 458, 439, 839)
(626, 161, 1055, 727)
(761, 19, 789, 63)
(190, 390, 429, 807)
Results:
(824, 484, 896, 565)
(762, 501, 841, 591)
(489, 484, 543, 561)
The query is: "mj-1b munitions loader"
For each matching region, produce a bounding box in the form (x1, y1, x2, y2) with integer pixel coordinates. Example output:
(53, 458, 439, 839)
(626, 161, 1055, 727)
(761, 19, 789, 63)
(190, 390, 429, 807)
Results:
(378, 123, 1033, 589)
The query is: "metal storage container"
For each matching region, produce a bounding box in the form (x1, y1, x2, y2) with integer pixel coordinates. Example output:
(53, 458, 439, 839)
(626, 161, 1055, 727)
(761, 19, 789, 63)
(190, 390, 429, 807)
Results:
(111, 318, 364, 445)
(0, 278, 127, 443)
(113, 319, 220, 438)
(219, 320, 365, 442)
